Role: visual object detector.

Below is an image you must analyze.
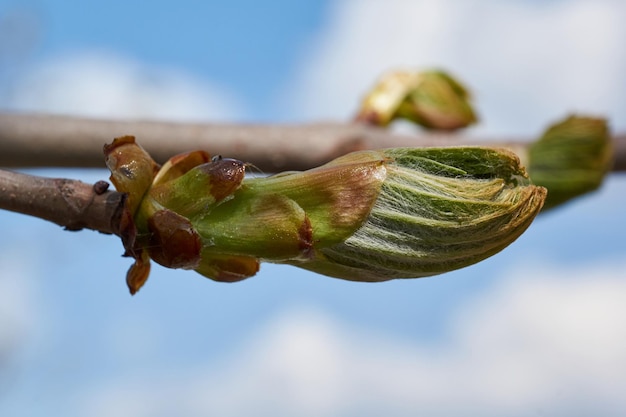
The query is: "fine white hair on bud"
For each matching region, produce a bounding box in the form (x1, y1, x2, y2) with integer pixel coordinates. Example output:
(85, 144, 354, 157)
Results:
(288, 147, 546, 281)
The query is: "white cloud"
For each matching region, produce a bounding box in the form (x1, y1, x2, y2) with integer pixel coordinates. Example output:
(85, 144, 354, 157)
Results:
(77, 259, 626, 417)
(4, 51, 244, 121)
(0, 249, 41, 367)
(281, 0, 626, 135)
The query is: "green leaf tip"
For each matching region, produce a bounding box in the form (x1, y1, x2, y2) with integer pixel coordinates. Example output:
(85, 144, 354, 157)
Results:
(355, 69, 478, 130)
(105, 137, 545, 294)
(527, 115, 612, 210)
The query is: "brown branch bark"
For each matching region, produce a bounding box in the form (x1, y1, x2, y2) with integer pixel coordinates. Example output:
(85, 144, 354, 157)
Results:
(0, 169, 126, 235)
(1, 110, 623, 237)
(3, 112, 623, 172)
(0, 112, 453, 170)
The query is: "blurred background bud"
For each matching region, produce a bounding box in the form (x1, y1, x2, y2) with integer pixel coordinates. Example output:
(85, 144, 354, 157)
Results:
(527, 115, 612, 210)
(356, 69, 478, 130)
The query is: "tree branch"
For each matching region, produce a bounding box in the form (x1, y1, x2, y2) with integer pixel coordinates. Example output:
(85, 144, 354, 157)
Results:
(3, 112, 624, 172)
(0, 169, 125, 235)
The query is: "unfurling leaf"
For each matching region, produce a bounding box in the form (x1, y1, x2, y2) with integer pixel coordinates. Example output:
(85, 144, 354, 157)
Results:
(105, 137, 545, 294)
(356, 69, 478, 130)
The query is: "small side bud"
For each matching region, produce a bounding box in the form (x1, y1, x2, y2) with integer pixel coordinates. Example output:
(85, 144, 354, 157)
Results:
(527, 115, 612, 209)
(148, 157, 246, 218)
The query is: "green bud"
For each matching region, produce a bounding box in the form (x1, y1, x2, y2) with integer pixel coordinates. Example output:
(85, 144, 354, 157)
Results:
(149, 156, 246, 218)
(527, 115, 612, 209)
(285, 147, 545, 281)
(193, 151, 387, 266)
(356, 69, 478, 130)
(105, 137, 546, 293)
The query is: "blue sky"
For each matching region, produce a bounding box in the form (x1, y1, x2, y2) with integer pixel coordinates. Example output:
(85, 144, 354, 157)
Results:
(1, 1, 625, 416)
